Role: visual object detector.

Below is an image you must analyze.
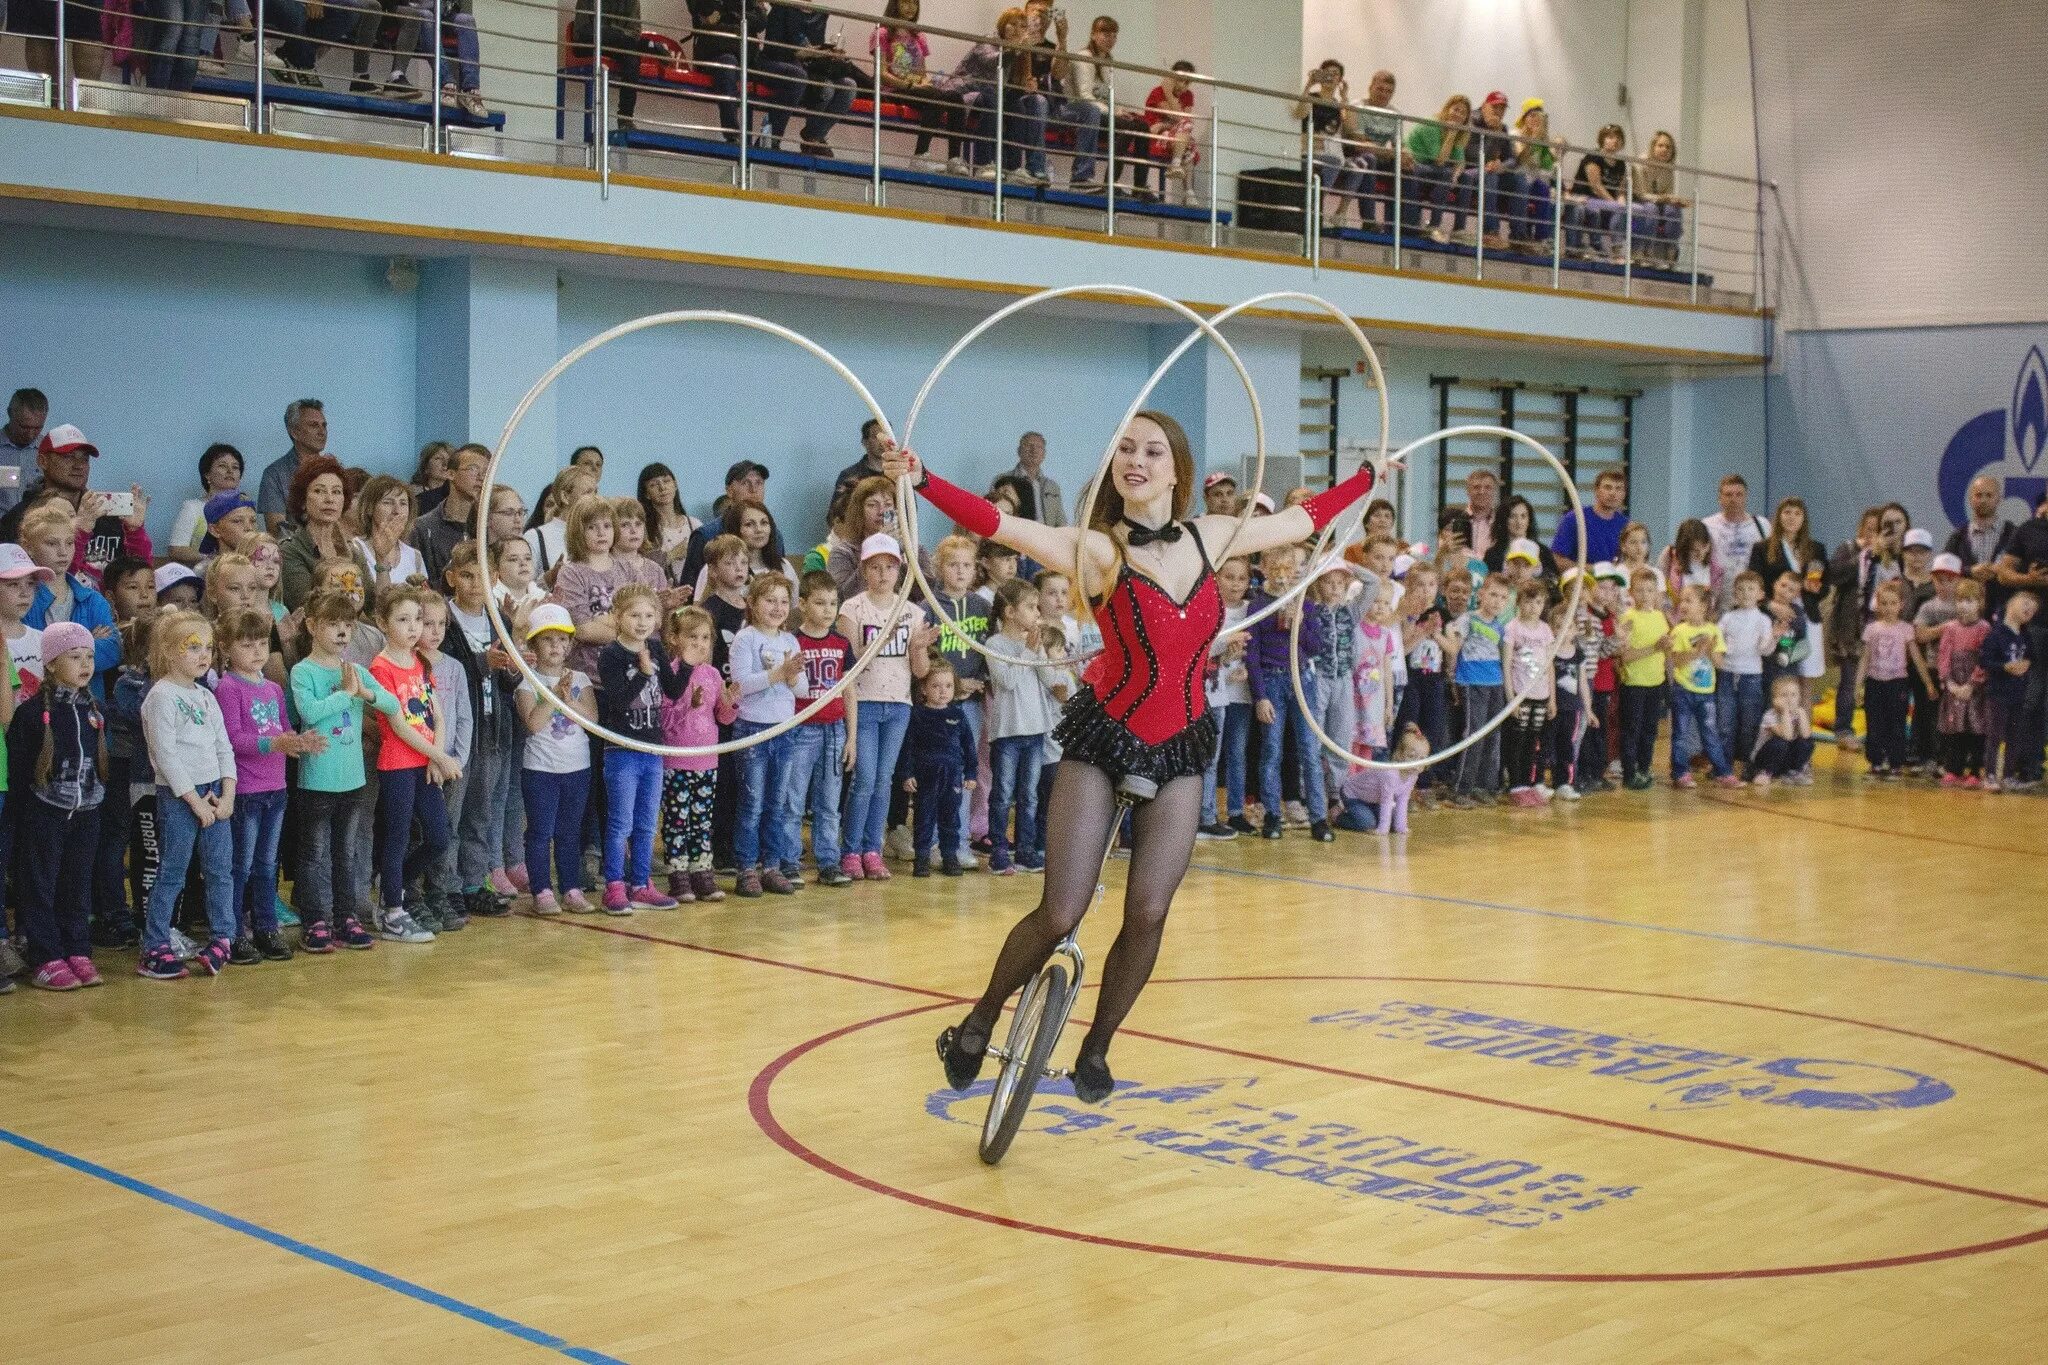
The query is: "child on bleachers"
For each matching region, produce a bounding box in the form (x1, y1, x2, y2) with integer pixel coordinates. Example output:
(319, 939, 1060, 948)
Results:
(517, 604, 599, 914)
(368, 586, 465, 942)
(595, 584, 685, 911)
(1749, 675, 1814, 785)
(1617, 569, 1671, 789)
(10, 622, 106, 990)
(415, 589, 474, 933)
(1501, 577, 1555, 805)
(1859, 581, 1920, 779)
(1980, 589, 2037, 790)
(138, 610, 239, 980)
(1717, 570, 1772, 776)
(612, 497, 671, 593)
(838, 534, 931, 881)
(1936, 580, 1990, 786)
(1250, 543, 1331, 839)
(983, 578, 1060, 875)
(903, 660, 975, 879)
(1306, 565, 1362, 809)
(289, 589, 391, 952)
(1445, 573, 1512, 808)
(1198, 556, 1254, 838)
(1668, 583, 1738, 788)
(730, 574, 806, 898)
(214, 608, 319, 964)
(786, 574, 854, 888)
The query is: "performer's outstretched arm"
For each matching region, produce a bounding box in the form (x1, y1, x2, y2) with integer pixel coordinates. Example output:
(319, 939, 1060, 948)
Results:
(1192, 458, 1385, 563)
(885, 447, 1118, 593)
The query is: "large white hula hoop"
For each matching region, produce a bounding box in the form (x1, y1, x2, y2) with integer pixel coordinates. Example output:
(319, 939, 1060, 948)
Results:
(482, 310, 915, 760)
(1289, 425, 1588, 773)
(897, 283, 1265, 671)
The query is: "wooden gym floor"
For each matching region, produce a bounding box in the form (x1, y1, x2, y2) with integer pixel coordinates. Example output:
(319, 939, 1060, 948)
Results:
(5, 743, 2046, 1363)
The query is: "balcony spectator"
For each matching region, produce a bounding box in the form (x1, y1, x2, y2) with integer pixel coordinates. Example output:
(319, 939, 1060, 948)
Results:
(1461, 90, 1515, 249)
(420, 0, 490, 119)
(1946, 474, 2018, 610)
(140, 0, 210, 90)
(1068, 15, 1153, 198)
(258, 397, 327, 535)
(873, 0, 973, 173)
(1349, 69, 1406, 230)
(1136, 60, 1198, 204)
(168, 443, 247, 567)
(1003, 431, 1067, 527)
(411, 440, 453, 512)
(1566, 124, 1628, 261)
(0, 425, 152, 586)
(12, 0, 108, 88)
(1702, 473, 1770, 613)
(571, 0, 668, 132)
(1296, 59, 1358, 224)
(1631, 130, 1688, 267)
(689, 0, 805, 150)
(1023, 1, 1102, 190)
(1403, 94, 1472, 244)
(279, 455, 371, 610)
(1509, 98, 1557, 246)
(1, 388, 48, 516)
(763, 2, 858, 156)
(1552, 465, 1629, 569)
(407, 442, 487, 587)
(940, 8, 1051, 186)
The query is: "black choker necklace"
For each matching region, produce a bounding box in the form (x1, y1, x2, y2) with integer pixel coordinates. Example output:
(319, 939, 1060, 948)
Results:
(1120, 517, 1182, 548)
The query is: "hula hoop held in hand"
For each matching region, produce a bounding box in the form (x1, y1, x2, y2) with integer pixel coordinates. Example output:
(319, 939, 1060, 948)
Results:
(1289, 426, 1586, 773)
(480, 310, 917, 760)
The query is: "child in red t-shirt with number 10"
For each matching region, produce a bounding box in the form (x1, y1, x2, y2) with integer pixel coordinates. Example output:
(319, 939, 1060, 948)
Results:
(788, 570, 858, 887)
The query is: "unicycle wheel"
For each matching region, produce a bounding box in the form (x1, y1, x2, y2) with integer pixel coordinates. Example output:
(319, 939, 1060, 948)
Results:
(978, 962, 1070, 1165)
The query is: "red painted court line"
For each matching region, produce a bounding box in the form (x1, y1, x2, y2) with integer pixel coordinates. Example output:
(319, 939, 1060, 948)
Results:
(537, 917, 2048, 1213)
(1696, 788, 2048, 857)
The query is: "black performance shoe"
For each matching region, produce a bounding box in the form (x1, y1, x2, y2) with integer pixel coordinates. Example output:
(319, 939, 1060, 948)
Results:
(1309, 820, 1335, 843)
(228, 935, 263, 966)
(1261, 815, 1283, 839)
(1071, 1051, 1114, 1104)
(1227, 813, 1257, 836)
(937, 1021, 989, 1090)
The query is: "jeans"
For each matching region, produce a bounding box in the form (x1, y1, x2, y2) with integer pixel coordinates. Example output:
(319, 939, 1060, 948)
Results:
(1718, 673, 1764, 774)
(1457, 165, 1517, 236)
(987, 733, 1044, 871)
(1511, 170, 1555, 241)
(847, 700, 909, 855)
(1619, 683, 1664, 781)
(375, 765, 451, 910)
(955, 698, 983, 858)
(143, 0, 210, 91)
(1308, 668, 1356, 805)
(1567, 197, 1624, 254)
(1630, 200, 1684, 259)
(1670, 686, 1732, 777)
(456, 732, 514, 888)
(1863, 677, 1911, 770)
(1452, 682, 1506, 796)
(781, 720, 845, 871)
(999, 90, 1049, 176)
(1201, 700, 1251, 820)
(295, 785, 368, 928)
(419, 7, 480, 91)
(1754, 735, 1814, 778)
(424, 768, 466, 902)
(707, 58, 804, 144)
(602, 747, 662, 886)
(522, 766, 590, 894)
(1259, 669, 1328, 818)
(231, 787, 288, 936)
(1403, 161, 1461, 234)
(1057, 96, 1104, 181)
(794, 68, 855, 143)
(732, 718, 796, 871)
(911, 758, 962, 862)
(145, 781, 236, 952)
(19, 797, 98, 967)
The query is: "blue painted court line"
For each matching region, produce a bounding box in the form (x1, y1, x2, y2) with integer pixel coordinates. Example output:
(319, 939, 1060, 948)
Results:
(0, 1127, 629, 1365)
(1186, 862, 2048, 985)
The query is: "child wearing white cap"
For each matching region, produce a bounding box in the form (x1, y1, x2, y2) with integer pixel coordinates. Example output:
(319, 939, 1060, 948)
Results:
(0, 542, 52, 703)
(836, 533, 935, 879)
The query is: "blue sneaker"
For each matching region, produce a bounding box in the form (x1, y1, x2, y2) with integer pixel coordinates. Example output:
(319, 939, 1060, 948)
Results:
(275, 894, 300, 928)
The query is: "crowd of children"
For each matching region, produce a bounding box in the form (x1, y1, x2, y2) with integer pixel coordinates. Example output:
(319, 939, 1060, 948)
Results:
(1, 440, 2040, 998)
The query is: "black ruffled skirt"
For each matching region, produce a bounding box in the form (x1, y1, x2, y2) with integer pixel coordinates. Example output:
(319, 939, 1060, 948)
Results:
(1052, 686, 1218, 787)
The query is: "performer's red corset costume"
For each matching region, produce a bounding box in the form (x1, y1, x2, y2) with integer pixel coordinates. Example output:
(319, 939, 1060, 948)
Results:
(1082, 545, 1223, 745)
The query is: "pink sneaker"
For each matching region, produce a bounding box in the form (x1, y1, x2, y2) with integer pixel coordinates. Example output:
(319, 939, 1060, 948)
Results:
(1714, 774, 1743, 788)
(1674, 773, 1698, 790)
(1939, 773, 1960, 788)
(507, 864, 531, 893)
(630, 884, 679, 910)
(1963, 775, 1982, 789)
(531, 890, 561, 915)
(562, 889, 594, 913)
(488, 868, 520, 897)
(31, 959, 81, 991)
(601, 881, 633, 915)
(839, 853, 864, 881)
(66, 955, 103, 988)
(861, 852, 891, 881)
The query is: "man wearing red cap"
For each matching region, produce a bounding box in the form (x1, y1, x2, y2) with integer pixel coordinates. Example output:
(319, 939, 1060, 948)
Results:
(1464, 91, 1516, 250)
(0, 424, 152, 587)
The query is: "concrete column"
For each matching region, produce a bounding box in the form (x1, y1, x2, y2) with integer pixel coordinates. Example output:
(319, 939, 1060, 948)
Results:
(416, 256, 562, 501)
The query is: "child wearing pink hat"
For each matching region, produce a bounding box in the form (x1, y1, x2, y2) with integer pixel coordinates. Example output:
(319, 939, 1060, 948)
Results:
(7, 621, 108, 991)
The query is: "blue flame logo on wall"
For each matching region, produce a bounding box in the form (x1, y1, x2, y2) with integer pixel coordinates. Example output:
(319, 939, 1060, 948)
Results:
(1940, 347, 2048, 527)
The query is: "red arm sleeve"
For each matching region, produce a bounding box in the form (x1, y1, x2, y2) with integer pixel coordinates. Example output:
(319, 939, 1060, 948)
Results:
(916, 469, 1002, 540)
(1300, 462, 1378, 532)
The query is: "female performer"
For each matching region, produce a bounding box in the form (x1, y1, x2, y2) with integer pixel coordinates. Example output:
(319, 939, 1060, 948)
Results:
(885, 412, 1381, 1103)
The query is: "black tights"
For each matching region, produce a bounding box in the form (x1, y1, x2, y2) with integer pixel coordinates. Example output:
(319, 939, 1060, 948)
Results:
(960, 761, 1203, 1066)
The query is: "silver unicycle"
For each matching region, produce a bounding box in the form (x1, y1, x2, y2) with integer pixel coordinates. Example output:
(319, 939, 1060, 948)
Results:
(975, 775, 1156, 1165)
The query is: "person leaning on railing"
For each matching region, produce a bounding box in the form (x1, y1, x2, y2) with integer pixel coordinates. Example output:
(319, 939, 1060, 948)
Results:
(1403, 93, 1472, 243)
(571, 0, 665, 131)
(871, 0, 972, 173)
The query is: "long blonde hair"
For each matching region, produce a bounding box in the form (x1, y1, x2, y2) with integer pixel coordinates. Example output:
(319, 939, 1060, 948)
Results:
(1430, 95, 1471, 162)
